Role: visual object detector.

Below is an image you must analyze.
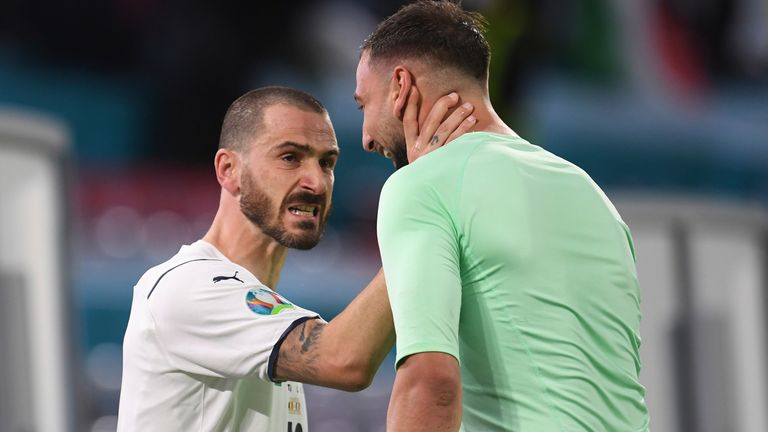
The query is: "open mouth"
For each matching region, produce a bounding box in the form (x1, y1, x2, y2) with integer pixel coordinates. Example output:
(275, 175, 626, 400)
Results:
(374, 145, 392, 160)
(287, 204, 319, 218)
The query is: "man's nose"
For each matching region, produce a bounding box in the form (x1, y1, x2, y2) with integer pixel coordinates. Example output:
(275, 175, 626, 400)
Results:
(298, 163, 326, 193)
(362, 132, 375, 153)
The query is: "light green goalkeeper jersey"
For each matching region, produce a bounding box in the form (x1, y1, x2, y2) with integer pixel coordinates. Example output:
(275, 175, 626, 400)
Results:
(377, 132, 649, 431)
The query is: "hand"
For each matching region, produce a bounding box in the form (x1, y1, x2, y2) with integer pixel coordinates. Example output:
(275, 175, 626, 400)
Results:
(404, 87, 476, 163)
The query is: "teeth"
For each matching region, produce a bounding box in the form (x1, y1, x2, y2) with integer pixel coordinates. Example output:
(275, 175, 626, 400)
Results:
(289, 205, 317, 216)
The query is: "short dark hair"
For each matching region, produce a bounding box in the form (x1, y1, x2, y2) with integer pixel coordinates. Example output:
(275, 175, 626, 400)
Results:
(362, 0, 490, 81)
(219, 86, 327, 152)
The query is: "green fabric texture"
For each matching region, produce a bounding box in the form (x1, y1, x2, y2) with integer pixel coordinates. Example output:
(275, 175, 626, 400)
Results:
(377, 132, 649, 431)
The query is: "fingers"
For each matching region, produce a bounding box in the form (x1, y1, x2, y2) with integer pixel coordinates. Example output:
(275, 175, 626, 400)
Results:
(403, 86, 420, 150)
(434, 101, 475, 145)
(446, 113, 477, 143)
(415, 92, 459, 152)
(405, 90, 476, 163)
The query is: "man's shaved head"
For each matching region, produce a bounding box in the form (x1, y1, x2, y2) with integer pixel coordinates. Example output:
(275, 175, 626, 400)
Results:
(219, 86, 327, 153)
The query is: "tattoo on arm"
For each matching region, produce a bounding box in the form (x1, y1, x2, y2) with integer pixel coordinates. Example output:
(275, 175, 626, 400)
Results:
(299, 320, 324, 353)
(275, 319, 326, 382)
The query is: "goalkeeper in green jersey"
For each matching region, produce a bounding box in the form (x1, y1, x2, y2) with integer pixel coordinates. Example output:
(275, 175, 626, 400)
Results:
(354, 1, 650, 430)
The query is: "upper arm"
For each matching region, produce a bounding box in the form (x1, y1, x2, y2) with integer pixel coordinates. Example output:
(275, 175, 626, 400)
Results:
(394, 352, 462, 410)
(273, 318, 372, 391)
(377, 171, 462, 367)
(272, 318, 326, 384)
(388, 352, 463, 431)
(396, 352, 461, 395)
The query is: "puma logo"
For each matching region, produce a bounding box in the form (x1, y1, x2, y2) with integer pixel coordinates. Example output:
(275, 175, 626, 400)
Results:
(213, 271, 244, 284)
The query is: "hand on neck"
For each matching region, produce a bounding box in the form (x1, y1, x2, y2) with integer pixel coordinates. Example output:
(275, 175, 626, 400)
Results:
(456, 95, 517, 137)
(417, 74, 517, 138)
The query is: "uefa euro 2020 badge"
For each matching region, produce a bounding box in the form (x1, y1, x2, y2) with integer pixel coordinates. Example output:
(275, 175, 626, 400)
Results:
(246, 287, 295, 315)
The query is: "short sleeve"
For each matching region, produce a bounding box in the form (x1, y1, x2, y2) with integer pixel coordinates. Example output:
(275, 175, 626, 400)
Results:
(377, 169, 462, 367)
(147, 260, 319, 381)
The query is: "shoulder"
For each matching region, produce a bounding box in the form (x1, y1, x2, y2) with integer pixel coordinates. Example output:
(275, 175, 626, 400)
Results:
(382, 132, 508, 195)
(378, 165, 441, 217)
(154, 259, 263, 297)
(379, 155, 456, 205)
(137, 244, 265, 302)
(131, 250, 217, 299)
(144, 256, 303, 325)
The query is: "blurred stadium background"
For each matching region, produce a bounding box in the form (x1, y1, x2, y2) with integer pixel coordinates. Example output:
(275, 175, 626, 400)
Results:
(1, 0, 767, 431)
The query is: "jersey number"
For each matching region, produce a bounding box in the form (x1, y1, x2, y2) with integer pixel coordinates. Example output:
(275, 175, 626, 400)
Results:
(287, 421, 303, 432)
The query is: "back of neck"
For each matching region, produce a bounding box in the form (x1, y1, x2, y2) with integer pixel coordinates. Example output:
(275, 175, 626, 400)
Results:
(455, 93, 517, 137)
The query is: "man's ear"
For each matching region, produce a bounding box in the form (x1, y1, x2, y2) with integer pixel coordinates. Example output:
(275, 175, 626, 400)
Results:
(391, 65, 413, 121)
(214, 148, 240, 195)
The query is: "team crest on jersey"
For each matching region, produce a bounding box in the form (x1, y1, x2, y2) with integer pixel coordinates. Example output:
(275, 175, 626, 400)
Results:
(246, 287, 295, 315)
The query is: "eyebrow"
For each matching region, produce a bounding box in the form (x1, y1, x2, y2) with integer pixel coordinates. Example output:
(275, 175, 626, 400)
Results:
(274, 141, 339, 157)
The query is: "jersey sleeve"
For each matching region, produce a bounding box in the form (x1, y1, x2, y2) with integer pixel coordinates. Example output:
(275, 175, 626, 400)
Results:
(377, 169, 462, 368)
(146, 260, 319, 381)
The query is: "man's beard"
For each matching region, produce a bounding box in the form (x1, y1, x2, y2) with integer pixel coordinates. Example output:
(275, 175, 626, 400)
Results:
(239, 170, 329, 250)
(392, 138, 409, 170)
(387, 122, 409, 170)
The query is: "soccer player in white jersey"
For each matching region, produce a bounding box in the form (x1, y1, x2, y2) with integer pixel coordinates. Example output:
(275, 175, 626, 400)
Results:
(117, 86, 474, 431)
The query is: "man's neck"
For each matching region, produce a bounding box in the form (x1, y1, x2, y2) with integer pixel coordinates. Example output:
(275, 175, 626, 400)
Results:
(457, 94, 517, 137)
(416, 72, 517, 137)
(203, 205, 288, 289)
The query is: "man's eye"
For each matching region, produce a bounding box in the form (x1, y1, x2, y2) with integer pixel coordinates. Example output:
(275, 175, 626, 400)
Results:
(282, 154, 297, 162)
(320, 158, 336, 169)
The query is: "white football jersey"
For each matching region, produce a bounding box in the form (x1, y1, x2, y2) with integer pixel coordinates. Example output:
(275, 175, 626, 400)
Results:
(118, 240, 318, 431)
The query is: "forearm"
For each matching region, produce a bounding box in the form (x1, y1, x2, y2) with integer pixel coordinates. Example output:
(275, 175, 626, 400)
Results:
(387, 353, 462, 431)
(273, 269, 395, 390)
(324, 269, 395, 378)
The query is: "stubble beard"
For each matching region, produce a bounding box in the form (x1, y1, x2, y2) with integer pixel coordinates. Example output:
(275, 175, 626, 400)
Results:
(387, 120, 409, 170)
(392, 138, 409, 170)
(239, 170, 328, 250)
